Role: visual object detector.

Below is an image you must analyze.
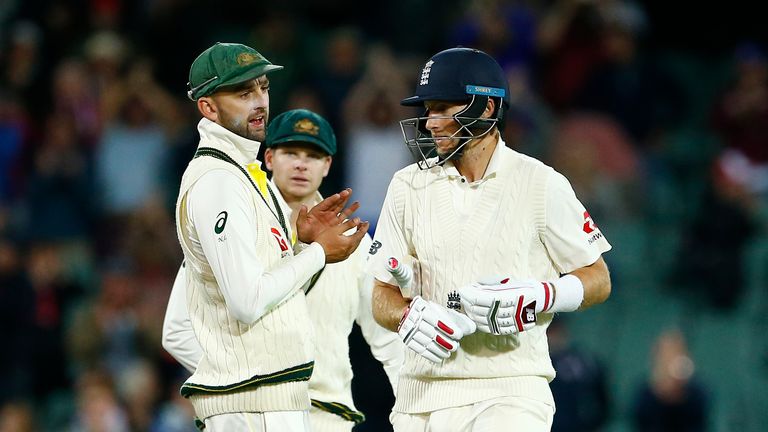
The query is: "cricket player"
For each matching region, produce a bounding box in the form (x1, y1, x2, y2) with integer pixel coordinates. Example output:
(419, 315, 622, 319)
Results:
(367, 47, 612, 431)
(164, 108, 404, 432)
(165, 42, 368, 431)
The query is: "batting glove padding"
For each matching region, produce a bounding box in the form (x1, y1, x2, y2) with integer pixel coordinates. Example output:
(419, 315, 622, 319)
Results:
(397, 296, 477, 363)
(459, 278, 556, 335)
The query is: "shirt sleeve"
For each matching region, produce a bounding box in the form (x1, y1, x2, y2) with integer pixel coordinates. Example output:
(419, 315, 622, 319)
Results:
(355, 234, 404, 392)
(542, 170, 612, 274)
(187, 170, 325, 325)
(365, 175, 412, 287)
(161, 264, 202, 373)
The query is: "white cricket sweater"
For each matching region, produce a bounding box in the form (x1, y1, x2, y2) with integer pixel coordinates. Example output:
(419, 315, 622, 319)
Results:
(368, 139, 612, 413)
(174, 119, 319, 420)
(270, 185, 404, 425)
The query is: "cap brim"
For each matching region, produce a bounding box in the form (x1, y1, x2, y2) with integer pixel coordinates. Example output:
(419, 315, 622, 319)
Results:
(267, 136, 333, 155)
(219, 63, 284, 89)
(400, 94, 470, 107)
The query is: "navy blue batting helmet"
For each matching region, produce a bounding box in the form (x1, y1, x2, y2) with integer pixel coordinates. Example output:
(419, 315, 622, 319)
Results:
(401, 47, 510, 109)
(399, 47, 510, 169)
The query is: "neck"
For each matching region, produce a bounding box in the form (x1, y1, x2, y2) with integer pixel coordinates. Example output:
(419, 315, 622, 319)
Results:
(453, 129, 499, 182)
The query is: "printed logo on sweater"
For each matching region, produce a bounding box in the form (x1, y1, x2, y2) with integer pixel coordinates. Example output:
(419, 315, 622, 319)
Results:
(215, 211, 228, 234)
(271, 227, 290, 257)
(368, 240, 382, 255)
(582, 211, 604, 245)
(582, 211, 596, 234)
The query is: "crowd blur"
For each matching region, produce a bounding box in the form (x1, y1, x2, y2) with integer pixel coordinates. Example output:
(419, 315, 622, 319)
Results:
(1, 0, 766, 431)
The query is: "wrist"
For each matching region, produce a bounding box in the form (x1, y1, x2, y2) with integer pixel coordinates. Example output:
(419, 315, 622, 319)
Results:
(397, 304, 410, 332)
(549, 274, 584, 313)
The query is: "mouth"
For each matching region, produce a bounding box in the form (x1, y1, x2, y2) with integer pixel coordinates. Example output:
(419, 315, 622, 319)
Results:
(249, 114, 266, 129)
(290, 176, 309, 184)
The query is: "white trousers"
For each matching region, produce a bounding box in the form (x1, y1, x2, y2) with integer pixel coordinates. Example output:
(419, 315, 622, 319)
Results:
(204, 410, 311, 432)
(390, 396, 555, 432)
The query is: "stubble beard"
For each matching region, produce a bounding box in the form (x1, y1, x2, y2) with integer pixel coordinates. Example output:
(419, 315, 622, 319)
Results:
(220, 111, 267, 142)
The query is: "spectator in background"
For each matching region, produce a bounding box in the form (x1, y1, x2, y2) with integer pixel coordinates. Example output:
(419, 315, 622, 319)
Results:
(632, 329, 708, 432)
(96, 61, 179, 216)
(712, 42, 768, 194)
(23, 113, 94, 242)
(0, 92, 28, 205)
(26, 242, 83, 399)
(67, 261, 149, 377)
(672, 156, 756, 310)
(537, 0, 606, 112)
(449, 0, 539, 70)
(548, 113, 643, 220)
(0, 235, 35, 403)
(573, 0, 685, 147)
(95, 61, 180, 255)
(342, 45, 412, 228)
(0, 400, 37, 432)
(51, 59, 101, 148)
(502, 62, 555, 160)
(548, 318, 610, 432)
(150, 375, 199, 432)
(69, 369, 130, 432)
(2, 21, 44, 117)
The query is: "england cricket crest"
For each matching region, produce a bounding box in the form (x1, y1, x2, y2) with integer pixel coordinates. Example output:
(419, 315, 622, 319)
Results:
(447, 291, 461, 311)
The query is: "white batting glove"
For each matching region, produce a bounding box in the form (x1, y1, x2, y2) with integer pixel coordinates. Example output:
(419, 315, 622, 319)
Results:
(397, 296, 476, 363)
(458, 278, 556, 335)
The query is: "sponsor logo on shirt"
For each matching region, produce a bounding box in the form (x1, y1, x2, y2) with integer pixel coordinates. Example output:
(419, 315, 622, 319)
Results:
(271, 227, 290, 257)
(582, 211, 603, 245)
(369, 240, 382, 255)
(215, 211, 228, 234)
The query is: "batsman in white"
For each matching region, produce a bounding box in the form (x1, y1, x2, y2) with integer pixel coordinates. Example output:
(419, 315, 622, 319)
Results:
(367, 47, 612, 432)
(162, 42, 368, 432)
(163, 107, 403, 432)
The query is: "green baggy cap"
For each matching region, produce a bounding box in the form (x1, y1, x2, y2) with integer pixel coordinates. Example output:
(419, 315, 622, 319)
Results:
(265, 109, 337, 156)
(187, 42, 283, 100)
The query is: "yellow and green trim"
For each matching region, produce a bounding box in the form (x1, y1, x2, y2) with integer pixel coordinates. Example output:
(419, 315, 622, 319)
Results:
(311, 399, 366, 425)
(180, 361, 314, 397)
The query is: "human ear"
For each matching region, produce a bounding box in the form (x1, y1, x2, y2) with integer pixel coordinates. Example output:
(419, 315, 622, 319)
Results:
(264, 148, 274, 171)
(197, 97, 218, 122)
(482, 98, 496, 119)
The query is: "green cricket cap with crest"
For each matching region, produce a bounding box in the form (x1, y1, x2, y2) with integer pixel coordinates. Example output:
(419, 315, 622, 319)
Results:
(265, 109, 337, 156)
(187, 42, 283, 100)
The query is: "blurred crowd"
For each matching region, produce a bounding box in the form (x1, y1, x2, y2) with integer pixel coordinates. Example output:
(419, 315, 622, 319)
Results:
(1, 0, 766, 431)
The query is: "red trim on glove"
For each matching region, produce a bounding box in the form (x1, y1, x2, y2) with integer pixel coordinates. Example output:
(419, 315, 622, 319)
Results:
(435, 335, 453, 350)
(397, 305, 410, 332)
(437, 320, 454, 335)
(514, 295, 525, 331)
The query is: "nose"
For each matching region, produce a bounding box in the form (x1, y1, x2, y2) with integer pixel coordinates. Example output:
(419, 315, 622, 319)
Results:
(425, 115, 441, 131)
(293, 155, 308, 171)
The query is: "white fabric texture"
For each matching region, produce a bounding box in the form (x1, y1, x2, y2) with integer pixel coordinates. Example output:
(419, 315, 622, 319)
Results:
(173, 119, 318, 419)
(366, 138, 611, 413)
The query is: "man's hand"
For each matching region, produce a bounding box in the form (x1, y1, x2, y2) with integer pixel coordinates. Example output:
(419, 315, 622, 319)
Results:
(296, 188, 360, 244)
(458, 278, 555, 335)
(313, 217, 369, 263)
(397, 296, 476, 363)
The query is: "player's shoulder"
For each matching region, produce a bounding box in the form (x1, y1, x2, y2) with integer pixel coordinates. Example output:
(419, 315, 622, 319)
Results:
(192, 168, 250, 195)
(500, 146, 558, 181)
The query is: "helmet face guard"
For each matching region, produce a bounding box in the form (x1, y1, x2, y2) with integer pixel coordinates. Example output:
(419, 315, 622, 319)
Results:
(399, 93, 504, 170)
(399, 47, 510, 170)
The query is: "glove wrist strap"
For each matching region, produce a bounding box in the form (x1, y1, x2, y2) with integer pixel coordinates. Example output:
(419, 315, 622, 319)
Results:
(549, 274, 584, 313)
